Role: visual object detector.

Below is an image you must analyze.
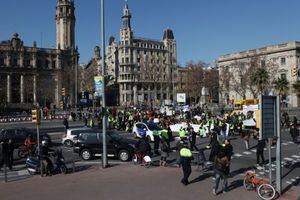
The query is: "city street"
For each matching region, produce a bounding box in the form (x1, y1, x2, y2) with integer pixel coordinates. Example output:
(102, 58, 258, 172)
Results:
(0, 122, 299, 200)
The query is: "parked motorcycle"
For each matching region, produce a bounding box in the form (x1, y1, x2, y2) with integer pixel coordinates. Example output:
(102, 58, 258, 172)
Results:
(26, 149, 67, 175)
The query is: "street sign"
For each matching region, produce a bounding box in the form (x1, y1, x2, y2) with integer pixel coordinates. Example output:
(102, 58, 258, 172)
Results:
(259, 95, 278, 139)
(94, 76, 103, 97)
(177, 93, 186, 103)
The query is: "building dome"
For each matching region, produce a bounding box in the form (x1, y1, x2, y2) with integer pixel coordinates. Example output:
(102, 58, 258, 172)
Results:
(109, 36, 115, 45)
(163, 29, 174, 40)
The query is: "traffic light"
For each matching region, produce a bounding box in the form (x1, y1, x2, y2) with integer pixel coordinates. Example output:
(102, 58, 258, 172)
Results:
(60, 100, 64, 110)
(62, 87, 66, 96)
(291, 65, 298, 77)
(32, 109, 41, 124)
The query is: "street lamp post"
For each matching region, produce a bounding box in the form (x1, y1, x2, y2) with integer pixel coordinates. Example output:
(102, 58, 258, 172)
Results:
(101, 0, 107, 168)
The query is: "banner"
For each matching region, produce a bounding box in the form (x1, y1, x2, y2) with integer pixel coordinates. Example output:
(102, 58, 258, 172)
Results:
(94, 76, 103, 97)
(177, 93, 186, 103)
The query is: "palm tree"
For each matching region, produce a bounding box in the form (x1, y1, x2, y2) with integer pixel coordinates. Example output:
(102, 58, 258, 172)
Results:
(251, 67, 270, 95)
(293, 80, 300, 106)
(273, 77, 289, 108)
(273, 77, 289, 96)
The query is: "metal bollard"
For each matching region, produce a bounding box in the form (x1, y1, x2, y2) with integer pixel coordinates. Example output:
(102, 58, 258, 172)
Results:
(40, 160, 43, 177)
(72, 154, 75, 173)
(3, 163, 7, 183)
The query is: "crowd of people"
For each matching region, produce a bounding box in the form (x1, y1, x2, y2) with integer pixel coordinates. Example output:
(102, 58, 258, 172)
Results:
(1, 104, 300, 195)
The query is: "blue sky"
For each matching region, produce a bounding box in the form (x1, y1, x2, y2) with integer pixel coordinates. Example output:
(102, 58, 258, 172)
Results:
(0, 0, 299, 66)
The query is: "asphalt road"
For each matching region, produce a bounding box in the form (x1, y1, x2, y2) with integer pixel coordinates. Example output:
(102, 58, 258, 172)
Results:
(0, 122, 299, 199)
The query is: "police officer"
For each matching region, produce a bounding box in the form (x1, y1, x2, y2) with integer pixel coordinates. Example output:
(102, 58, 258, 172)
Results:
(179, 145, 193, 185)
(179, 127, 187, 141)
(161, 127, 170, 148)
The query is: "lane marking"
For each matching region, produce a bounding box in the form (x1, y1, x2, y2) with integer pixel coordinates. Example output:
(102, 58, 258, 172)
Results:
(291, 155, 300, 159)
(243, 151, 252, 155)
(233, 153, 242, 157)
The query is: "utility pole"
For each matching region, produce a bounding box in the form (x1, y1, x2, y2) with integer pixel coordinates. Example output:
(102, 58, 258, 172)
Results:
(101, 0, 107, 168)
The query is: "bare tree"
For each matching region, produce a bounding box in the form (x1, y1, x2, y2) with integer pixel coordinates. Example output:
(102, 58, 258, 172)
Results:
(230, 60, 248, 99)
(219, 65, 231, 104)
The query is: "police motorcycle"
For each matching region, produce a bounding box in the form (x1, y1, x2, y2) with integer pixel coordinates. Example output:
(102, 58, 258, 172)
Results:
(26, 141, 67, 175)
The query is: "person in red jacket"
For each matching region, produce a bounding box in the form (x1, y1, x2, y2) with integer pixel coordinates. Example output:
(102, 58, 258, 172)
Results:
(24, 135, 36, 156)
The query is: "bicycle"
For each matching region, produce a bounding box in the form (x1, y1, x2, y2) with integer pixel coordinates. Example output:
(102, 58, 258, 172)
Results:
(132, 150, 151, 168)
(243, 168, 276, 200)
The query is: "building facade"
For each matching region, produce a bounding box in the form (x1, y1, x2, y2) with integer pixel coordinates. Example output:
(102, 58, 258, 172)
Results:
(217, 42, 300, 107)
(177, 66, 219, 105)
(0, 0, 79, 111)
(106, 3, 177, 107)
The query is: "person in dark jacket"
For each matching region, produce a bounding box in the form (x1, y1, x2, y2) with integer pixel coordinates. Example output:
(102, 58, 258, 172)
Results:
(213, 151, 230, 195)
(0, 139, 10, 170)
(7, 139, 14, 170)
(160, 138, 169, 166)
(290, 124, 300, 145)
(256, 139, 266, 165)
(63, 118, 69, 130)
(136, 135, 152, 162)
(189, 127, 198, 151)
(209, 131, 220, 162)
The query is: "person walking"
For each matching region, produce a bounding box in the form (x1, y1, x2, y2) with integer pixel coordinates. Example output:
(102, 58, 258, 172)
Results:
(188, 127, 198, 151)
(213, 151, 230, 195)
(63, 117, 69, 130)
(7, 139, 14, 170)
(0, 139, 10, 170)
(153, 128, 160, 156)
(160, 138, 169, 166)
(209, 131, 220, 162)
(256, 139, 266, 165)
(179, 145, 193, 185)
(290, 123, 300, 145)
(179, 127, 187, 141)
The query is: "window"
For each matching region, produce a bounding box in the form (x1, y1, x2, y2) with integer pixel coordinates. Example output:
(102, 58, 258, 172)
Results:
(281, 73, 287, 80)
(261, 60, 265, 67)
(52, 60, 56, 69)
(0, 58, 4, 66)
(137, 58, 140, 63)
(281, 57, 286, 65)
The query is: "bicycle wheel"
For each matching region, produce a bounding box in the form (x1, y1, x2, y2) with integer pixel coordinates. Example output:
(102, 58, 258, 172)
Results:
(257, 183, 276, 200)
(243, 175, 255, 190)
(132, 155, 138, 165)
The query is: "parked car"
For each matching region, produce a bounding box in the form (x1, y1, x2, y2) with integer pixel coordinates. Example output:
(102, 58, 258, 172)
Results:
(132, 122, 161, 142)
(62, 127, 91, 147)
(73, 129, 137, 162)
(0, 128, 51, 148)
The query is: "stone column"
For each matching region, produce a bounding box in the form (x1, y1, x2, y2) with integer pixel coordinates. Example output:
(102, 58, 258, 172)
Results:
(154, 85, 158, 106)
(20, 75, 24, 103)
(7, 74, 11, 103)
(167, 86, 170, 100)
(33, 75, 37, 104)
(133, 84, 137, 106)
(147, 85, 151, 105)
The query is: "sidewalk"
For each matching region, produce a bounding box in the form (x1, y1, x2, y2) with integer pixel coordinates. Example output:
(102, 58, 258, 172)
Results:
(1, 164, 260, 200)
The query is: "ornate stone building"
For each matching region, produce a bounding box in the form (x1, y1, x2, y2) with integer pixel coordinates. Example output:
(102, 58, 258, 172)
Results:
(0, 0, 79, 111)
(106, 3, 177, 107)
(217, 42, 300, 107)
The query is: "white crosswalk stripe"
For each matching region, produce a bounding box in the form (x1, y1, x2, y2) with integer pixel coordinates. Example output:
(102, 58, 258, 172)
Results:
(243, 151, 252, 155)
(233, 153, 242, 158)
(291, 155, 300, 159)
(251, 149, 257, 153)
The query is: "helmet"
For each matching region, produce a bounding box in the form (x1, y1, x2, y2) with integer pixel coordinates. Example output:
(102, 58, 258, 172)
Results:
(42, 140, 48, 146)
